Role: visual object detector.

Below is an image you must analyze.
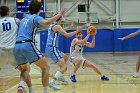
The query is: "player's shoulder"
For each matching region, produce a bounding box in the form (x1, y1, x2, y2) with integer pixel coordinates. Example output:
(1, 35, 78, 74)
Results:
(72, 38, 78, 42)
(53, 24, 62, 31)
(54, 24, 61, 28)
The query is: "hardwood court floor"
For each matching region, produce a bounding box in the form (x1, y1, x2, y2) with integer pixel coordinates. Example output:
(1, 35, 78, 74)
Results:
(1, 52, 140, 93)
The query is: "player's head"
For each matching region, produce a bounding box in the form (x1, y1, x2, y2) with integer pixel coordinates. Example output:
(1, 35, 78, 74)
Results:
(29, 0, 42, 14)
(76, 30, 83, 39)
(54, 13, 62, 24)
(0, 6, 9, 17)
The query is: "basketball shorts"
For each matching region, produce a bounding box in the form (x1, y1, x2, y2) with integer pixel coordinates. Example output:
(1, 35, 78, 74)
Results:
(46, 46, 63, 63)
(14, 42, 43, 67)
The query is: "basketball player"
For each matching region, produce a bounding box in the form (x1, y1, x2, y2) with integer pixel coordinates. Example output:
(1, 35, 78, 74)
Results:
(69, 30, 109, 82)
(45, 13, 82, 90)
(13, 0, 66, 93)
(0, 5, 20, 72)
(118, 29, 140, 78)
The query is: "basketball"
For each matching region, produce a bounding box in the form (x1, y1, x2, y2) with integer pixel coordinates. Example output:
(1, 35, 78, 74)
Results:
(37, 0, 41, 2)
(87, 26, 97, 36)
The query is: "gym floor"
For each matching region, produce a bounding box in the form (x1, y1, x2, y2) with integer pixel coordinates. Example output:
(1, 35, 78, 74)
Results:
(0, 52, 140, 93)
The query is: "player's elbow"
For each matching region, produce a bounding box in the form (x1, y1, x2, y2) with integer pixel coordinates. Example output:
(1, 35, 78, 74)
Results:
(45, 21, 52, 26)
(64, 34, 69, 38)
(90, 44, 95, 48)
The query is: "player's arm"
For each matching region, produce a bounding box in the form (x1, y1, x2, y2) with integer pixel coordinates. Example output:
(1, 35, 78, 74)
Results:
(15, 18, 20, 25)
(71, 38, 78, 46)
(118, 30, 140, 40)
(53, 25, 81, 38)
(40, 8, 66, 27)
(76, 34, 90, 45)
(85, 36, 95, 48)
(63, 21, 74, 31)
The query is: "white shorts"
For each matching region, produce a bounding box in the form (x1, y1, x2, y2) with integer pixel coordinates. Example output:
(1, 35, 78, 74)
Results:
(70, 55, 85, 62)
(69, 55, 86, 69)
(0, 48, 17, 68)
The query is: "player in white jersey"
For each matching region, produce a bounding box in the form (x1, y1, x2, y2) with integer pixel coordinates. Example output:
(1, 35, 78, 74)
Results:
(69, 30, 109, 82)
(0, 6, 20, 69)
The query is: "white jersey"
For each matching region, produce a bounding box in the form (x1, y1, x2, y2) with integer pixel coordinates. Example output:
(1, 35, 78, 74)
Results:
(0, 17, 18, 48)
(70, 44, 84, 57)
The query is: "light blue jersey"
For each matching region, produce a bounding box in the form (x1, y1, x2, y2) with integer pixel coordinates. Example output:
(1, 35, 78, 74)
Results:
(46, 23, 63, 63)
(14, 14, 44, 66)
(16, 14, 43, 42)
(46, 23, 60, 47)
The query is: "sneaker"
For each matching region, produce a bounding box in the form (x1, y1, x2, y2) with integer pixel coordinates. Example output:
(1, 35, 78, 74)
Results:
(48, 81, 60, 90)
(132, 72, 139, 78)
(101, 75, 109, 81)
(17, 85, 24, 93)
(70, 74, 77, 83)
(58, 76, 68, 82)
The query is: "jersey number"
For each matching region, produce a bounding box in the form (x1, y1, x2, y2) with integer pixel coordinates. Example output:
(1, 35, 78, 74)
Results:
(2, 22, 11, 31)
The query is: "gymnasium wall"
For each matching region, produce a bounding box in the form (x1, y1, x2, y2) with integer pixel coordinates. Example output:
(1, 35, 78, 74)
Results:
(40, 28, 140, 53)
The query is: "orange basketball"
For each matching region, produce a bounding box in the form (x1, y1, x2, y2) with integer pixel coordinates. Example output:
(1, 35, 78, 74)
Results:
(37, 0, 41, 2)
(87, 26, 97, 36)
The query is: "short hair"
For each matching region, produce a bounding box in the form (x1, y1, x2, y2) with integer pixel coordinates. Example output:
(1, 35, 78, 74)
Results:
(54, 13, 62, 22)
(76, 30, 83, 35)
(0, 6, 9, 17)
(29, 0, 42, 14)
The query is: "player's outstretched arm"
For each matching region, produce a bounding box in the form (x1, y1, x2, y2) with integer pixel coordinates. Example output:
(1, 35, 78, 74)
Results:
(118, 32, 139, 40)
(56, 26, 82, 38)
(63, 21, 74, 31)
(40, 8, 67, 27)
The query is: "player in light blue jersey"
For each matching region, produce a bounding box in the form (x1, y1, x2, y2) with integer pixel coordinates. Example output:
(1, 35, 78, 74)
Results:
(45, 13, 82, 90)
(13, 0, 66, 93)
(118, 29, 140, 78)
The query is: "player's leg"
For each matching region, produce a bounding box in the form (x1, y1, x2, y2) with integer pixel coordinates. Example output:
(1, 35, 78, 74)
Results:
(133, 55, 140, 78)
(14, 43, 36, 93)
(17, 64, 34, 93)
(34, 57, 49, 93)
(70, 59, 82, 82)
(57, 53, 69, 82)
(83, 60, 109, 81)
(62, 52, 68, 63)
(46, 47, 67, 90)
(0, 49, 7, 69)
(49, 59, 67, 90)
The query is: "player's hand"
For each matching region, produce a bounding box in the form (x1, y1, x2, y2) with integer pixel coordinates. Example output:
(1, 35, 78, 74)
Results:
(76, 26, 83, 31)
(70, 21, 74, 28)
(118, 37, 125, 40)
(59, 8, 67, 16)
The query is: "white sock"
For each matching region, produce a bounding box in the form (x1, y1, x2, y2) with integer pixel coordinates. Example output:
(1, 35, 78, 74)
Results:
(101, 74, 104, 77)
(29, 87, 33, 92)
(19, 81, 24, 87)
(54, 71, 63, 80)
(51, 79, 55, 83)
(43, 87, 48, 93)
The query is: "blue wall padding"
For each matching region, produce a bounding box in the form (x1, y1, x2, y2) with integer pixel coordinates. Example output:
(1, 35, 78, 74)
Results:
(114, 28, 140, 51)
(40, 28, 140, 53)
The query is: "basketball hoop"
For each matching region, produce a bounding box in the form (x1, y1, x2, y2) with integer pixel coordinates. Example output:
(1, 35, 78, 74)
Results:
(86, 18, 91, 27)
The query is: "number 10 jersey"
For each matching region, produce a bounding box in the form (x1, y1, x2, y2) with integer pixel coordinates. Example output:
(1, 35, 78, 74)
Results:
(0, 17, 18, 48)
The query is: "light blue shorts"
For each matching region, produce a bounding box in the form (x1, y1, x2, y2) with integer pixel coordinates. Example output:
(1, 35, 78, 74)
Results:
(13, 42, 43, 67)
(46, 46, 63, 63)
